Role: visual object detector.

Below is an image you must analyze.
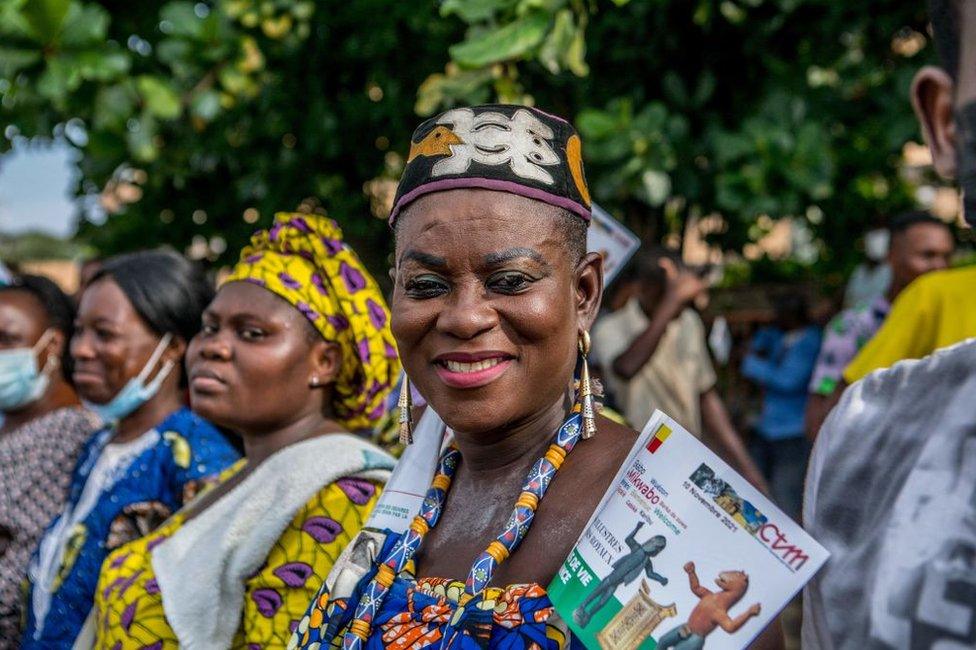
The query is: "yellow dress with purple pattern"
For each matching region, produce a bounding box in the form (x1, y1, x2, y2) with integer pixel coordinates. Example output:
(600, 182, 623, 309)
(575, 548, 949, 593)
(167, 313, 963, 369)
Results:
(93, 461, 383, 649)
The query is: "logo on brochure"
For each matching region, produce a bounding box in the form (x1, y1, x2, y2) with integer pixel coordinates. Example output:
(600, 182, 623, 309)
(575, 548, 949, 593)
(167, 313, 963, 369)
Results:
(645, 424, 671, 454)
(689, 463, 809, 571)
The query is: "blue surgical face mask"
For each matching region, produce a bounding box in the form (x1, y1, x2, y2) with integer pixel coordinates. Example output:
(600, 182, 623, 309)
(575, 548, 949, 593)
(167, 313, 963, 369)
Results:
(0, 329, 55, 412)
(85, 332, 175, 426)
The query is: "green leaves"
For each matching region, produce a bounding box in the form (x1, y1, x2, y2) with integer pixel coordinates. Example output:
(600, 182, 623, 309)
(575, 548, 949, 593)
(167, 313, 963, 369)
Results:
(449, 11, 551, 68)
(440, 0, 516, 22)
(538, 9, 587, 76)
(0, 0, 935, 281)
(415, 67, 493, 116)
(137, 76, 182, 119)
(21, 0, 70, 43)
(577, 99, 686, 207)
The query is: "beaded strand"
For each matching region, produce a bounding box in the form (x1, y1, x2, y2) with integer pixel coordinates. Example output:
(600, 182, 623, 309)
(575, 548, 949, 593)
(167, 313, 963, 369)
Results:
(465, 411, 582, 594)
(341, 406, 583, 650)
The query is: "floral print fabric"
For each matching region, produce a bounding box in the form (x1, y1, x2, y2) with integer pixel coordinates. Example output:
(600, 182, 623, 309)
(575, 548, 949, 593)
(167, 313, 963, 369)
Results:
(290, 531, 583, 650)
(93, 476, 383, 649)
(20, 407, 239, 647)
(0, 407, 101, 648)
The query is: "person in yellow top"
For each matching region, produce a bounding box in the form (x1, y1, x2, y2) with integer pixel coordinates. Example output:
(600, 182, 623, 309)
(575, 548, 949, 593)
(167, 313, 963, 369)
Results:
(842, 264, 976, 384)
(88, 212, 401, 649)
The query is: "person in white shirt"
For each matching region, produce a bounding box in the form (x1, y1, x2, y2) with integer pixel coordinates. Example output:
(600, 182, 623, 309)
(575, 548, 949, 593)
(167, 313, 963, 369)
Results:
(592, 248, 768, 493)
(802, 1, 976, 646)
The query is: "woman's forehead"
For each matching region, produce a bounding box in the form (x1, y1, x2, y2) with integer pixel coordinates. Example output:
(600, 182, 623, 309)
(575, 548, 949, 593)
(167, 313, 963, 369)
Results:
(396, 189, 565, 257)
(212, 280, 302, 323)
(78, 277, 133, 322)
(0, 290, 46, 324)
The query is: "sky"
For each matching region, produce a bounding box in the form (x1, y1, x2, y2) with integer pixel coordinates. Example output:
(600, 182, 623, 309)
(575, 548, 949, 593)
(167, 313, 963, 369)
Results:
(0, 139, 80, 239)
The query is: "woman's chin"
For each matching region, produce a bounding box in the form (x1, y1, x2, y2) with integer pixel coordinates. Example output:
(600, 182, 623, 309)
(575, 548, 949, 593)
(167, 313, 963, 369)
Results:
(431, 397, 523, 438)
(188, 394, 231, 427)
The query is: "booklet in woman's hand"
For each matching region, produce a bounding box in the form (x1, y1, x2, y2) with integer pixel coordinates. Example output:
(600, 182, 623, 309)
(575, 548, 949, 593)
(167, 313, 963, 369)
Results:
(548, 410, 828, 650)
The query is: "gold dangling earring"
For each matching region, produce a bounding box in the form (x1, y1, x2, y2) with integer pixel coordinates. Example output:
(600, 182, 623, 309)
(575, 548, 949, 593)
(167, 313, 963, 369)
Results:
(398, 374, 414, 445)
(578, 330, 597, 439)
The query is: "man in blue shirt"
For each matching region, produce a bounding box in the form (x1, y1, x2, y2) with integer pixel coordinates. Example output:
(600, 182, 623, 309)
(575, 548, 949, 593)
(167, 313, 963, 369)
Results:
(741, 294, 821, 519)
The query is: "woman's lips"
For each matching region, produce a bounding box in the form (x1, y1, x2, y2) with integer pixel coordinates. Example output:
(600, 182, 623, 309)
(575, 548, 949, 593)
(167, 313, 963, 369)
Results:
(189, 369, 226, 394)
(433, 356, 514, 389)
(71, 370, 104, 387)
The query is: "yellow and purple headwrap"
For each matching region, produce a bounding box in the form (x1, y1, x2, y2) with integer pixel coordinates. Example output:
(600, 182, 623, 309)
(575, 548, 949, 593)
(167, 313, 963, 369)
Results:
(223, 212, 400, 431)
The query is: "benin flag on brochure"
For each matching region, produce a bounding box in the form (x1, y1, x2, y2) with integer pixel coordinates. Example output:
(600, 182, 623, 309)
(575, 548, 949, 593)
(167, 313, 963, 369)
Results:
(646, 424, 671, 453)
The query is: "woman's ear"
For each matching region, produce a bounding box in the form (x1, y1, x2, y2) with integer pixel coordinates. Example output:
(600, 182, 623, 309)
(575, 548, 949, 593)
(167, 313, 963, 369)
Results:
(912, 65, 958, 179)
(575, 252, 604, 331)
(43, 330, 66, 369)
(308, 340, 342, 388)
(165, 336, 187, 364)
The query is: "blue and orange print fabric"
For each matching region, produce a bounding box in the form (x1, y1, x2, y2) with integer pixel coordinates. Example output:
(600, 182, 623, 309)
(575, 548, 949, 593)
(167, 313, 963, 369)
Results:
(21, 407, 239, 647)
(289, 531, 583, 650)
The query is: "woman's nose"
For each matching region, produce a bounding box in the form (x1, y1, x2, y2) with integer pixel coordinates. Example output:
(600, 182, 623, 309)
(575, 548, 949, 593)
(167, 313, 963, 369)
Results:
(70, 330, 95, 361)
(435, 284, 498, 340)
(197, 333, 231, 360)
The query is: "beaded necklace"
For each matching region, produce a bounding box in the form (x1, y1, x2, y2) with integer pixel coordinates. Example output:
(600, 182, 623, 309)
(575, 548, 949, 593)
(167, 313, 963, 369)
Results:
(341, 405, 584, 650)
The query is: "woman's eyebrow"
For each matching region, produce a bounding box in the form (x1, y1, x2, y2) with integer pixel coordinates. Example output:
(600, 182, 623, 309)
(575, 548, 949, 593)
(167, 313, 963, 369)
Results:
(483, 247, 548, 268)
(399, 250, 447, 268)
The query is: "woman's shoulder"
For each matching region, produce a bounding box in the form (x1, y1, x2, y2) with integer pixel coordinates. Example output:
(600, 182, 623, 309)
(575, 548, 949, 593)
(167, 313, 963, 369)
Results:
(541, 415, 638, 525)
(38, 405, 103, 430)
(157, 407, 222, 439)
(2, 406, 100, 441)
(153, 407, 240, 476)
(312, 475, 384, 515)
(0, 406, 100, 469)
(587, 415, 640, 465)
(276, 477, 384, 558)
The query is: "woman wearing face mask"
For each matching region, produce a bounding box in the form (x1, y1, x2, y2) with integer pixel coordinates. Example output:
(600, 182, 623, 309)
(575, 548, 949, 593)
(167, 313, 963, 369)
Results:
(89, 213, 399, 649)
(21, 250, 240, 648)
(0, 275, 101, 647)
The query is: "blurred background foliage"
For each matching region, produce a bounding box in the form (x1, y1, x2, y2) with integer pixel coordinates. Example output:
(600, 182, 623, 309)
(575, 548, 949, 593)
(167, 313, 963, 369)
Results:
(0, 0, 941, 282)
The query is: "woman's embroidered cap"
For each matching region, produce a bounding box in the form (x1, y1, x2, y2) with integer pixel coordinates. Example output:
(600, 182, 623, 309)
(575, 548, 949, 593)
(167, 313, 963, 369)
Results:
(390, 104, 591, 226)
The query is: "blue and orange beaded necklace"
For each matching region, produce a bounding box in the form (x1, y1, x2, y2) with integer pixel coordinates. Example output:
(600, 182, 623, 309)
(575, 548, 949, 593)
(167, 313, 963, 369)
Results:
(341, 404, 585, 650)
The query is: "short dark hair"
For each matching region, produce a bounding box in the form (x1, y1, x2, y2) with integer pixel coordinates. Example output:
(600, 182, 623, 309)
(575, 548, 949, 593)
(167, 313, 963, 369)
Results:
(888, 209, 951, 236)
(558, 210, 588, 264)
(929, 0, 960, 80)
(0, 273, 77, 376)
(90, 249, 213, 344)
(619, 246, 682, 293)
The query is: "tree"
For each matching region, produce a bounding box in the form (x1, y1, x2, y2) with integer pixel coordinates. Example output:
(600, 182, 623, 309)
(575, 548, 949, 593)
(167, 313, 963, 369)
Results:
(0, 0, 940, 282)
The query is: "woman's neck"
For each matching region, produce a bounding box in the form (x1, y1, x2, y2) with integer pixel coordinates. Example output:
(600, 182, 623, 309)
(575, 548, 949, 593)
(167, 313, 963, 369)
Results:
(451, 388, 573, 474)
(0, 377, 78, 434)
(114, 388, 184, 443)
(241, 411, 343, 466)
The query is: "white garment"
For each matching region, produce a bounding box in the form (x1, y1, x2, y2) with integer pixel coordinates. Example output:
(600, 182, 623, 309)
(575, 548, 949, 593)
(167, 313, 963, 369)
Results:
(843, 262, 891, 309)
(802, 338, 976, 649)
(324, 408, 449, 608)
(592, 300, 716, 435)
(29, 429, 158, 639)
(151, 434, 393, 650)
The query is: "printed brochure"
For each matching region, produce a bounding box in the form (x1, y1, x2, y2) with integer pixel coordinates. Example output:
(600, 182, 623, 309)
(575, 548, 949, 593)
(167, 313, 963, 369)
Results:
(548, 411, 828, 649)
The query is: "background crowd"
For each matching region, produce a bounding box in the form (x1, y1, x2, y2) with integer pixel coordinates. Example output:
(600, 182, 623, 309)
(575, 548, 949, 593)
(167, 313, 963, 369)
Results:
(1, 0, 975, 648)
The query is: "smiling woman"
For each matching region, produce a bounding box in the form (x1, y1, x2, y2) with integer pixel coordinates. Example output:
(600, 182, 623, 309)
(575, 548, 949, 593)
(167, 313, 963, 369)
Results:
(21, 251, 241, 648)
(287, 105, 656, 650)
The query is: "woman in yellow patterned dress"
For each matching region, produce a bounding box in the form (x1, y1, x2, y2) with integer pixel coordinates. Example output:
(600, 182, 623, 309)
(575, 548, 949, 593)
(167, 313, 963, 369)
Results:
(90, 212, 401, 649)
